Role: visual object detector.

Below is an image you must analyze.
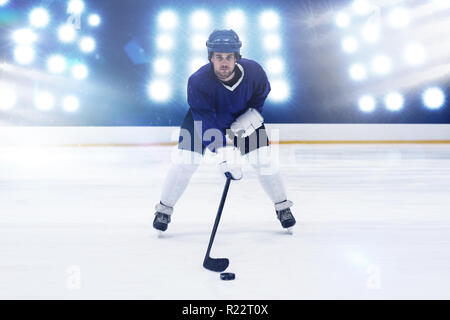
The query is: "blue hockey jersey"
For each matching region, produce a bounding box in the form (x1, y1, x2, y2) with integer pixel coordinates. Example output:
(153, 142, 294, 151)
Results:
(187, 58, 271, 149)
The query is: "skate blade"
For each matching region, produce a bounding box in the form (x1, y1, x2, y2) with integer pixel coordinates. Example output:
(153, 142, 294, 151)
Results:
(156, 230, 164, 238)
(286, 227, 294, 235)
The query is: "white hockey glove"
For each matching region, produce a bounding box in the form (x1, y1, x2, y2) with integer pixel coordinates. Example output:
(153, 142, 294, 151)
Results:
(230, 108, 264, 138)
(217, 146, 243, 180)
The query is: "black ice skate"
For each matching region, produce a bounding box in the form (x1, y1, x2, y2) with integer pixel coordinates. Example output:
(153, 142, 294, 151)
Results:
(153, 212, 171, 231)
(275, 200, 295, 234)
(153, 202, 173, 234)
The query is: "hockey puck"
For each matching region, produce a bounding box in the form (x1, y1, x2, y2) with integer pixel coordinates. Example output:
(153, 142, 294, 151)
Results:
(220, 272, 235, 281)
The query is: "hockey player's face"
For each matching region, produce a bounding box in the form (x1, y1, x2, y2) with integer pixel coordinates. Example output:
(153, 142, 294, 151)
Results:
(211, 52, 236, 81)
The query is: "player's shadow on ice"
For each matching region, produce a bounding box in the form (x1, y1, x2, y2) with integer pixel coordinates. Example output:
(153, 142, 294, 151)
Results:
(153, 228, 291, 240)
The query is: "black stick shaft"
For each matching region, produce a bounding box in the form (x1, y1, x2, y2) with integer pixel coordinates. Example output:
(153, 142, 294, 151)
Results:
(204, 177, 232, 261)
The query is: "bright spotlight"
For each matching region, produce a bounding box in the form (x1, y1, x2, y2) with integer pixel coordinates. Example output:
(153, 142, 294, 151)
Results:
(153, 58, 172, 75)
(358, 95, 376, 112)
(335, 12, 350, 28)
(349, 63, 367, 81)
(191, 34, 207, 51)
(29, 8, 50, 28)
(265, 58, 284, 75)
(13, 28, 37, 45)
(156, 34, 174, 51)
(148, 80, 172, 102)
(371, 55, 392, 75)
(263, 34, 281, 51)
(88, 14, 101, 27)
(388, 7, 410, 28)
(63, 95, 79, 112)
(225, 10, 246, 30)
(353, 0, 374, 16)
(190, 58, 206, 73)
(269, 80, 290, 102)
(47, 55, 67, 74)
(361, 23, 380, 43)
(259, 10, 280, 30)
(404, 43, 425, 66)
(190, 10, 211, 30)
(72, 64, 88, 80)
(422, 87, 445, 109)
(79, 36, 96, 53)
(157, 10, 178, 30)
(385, 92, 404, 111)
(342, 36, 358, 53)
(14, 46, 35, 65)
(0, 84, 17, 111)
(58, 24, 77, 43)
(67, 0, 85, 15)
(0, 0, 9, 6)
(35, 91, 55, 111)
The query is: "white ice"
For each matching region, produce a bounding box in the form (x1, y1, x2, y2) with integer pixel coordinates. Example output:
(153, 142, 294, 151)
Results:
(1, 144, 450, 299)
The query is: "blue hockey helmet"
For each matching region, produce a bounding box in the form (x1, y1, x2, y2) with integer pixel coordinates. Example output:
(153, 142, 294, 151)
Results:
(206, 29, 242, 59)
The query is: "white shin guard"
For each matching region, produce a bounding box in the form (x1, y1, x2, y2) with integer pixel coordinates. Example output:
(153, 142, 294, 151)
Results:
(247, 146, 291, 207)
(159, 150, 201, 211)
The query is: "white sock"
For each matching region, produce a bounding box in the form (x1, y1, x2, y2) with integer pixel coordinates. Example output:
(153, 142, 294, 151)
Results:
(160, 150, 201, 210)
(248, 146, 289, 205)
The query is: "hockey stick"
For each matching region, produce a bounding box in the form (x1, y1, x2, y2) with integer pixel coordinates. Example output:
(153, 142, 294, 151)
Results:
(203, 175, 232, 272)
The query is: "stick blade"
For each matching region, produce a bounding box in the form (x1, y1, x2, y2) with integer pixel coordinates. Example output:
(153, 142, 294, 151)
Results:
(203, 257, 229, 272)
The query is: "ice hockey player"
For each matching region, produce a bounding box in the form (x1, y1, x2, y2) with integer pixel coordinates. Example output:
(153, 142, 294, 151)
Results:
(153, 29, 295, 233)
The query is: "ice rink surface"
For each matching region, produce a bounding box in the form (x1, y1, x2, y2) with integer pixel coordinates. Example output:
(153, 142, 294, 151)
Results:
(1, 144, 450, 299)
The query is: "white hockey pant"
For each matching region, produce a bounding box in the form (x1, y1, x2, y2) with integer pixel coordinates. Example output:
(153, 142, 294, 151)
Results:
(159, 146, 290, 213)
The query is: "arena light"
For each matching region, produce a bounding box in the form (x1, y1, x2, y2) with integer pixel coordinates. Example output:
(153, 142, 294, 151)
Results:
(156, 34, 174, 51)
(189, 58, 205, 73)
(47, 55, 67, 74)
(335, 12, 351, 28)
(259, 10, 280, 30)
(13, 28, 37, 45)
(353, 0, 373, 16)
(190, 10, 211, 30)
(422, 87, 445, 110)
(358, 95, 376, 112)
(342, 36, 358, 54)
(349, 63, 367, 81)
(79, 36, 96, 53)
(88, 14, 101, 27)
(388, 7, 410, 29)
(263, 34, 281, 51)
(385, 92, 404, 111)
(0, 0, 9, 6)
(58, 24, 77, 43)
(14, 46, 35, 65)
(224, 9, 246, 30)
(35, 91, 55, 111)
(265, 58, 284, 75)
(269, 80, 290, 102)
(404, 43, 425, 66)
(71, 64, 88, 80)
(67, 0, 85, 15)
(148, 80, 172, 102)
(191, 34, 207, 51)
(371, 55, 392, 75)
(157, 10, 178, 30)
(153, 57, 172, 75)
(0, 84, 17, 111)
(63, 95, 79, 112)
(29, 8, 50, 28)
